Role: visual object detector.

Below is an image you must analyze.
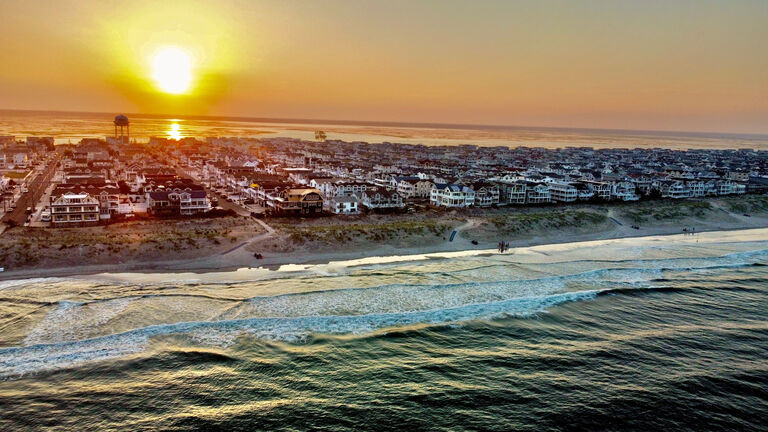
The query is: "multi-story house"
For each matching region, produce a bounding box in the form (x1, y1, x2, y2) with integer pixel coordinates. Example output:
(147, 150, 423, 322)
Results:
(525, 183, 551, 204)
(548, 182, 578, 202)
(269, 188, 324, 215)
(394, 176, 434, 199)
(584, 181, 612, 200)
(573, 182, 595, 201)
(686, 180, 707, 198)
(325, 195, 360, 214)
(50, 192, 100, 227)
(180, 191, 210, 215)
(430, 184, 475, 207)
(471, 182, 500, 206)
(611, 181, 640, 201)
(147, 189, 210, 216)
(717, 181, 746, 195)
(499, 181, 527, 205)
(360, 187, 405, 210)
(332, 182, 369, 198)
(660, 181, 692, 199)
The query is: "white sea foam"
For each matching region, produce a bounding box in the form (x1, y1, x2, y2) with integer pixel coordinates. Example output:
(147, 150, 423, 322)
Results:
(24, 298, 135, 345)
(0, 277, 68, 291)
(0, 290, 599, 378)
(1, 232, 767, 378)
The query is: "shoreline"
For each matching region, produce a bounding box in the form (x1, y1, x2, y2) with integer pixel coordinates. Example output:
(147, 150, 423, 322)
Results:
(2, 223, 767, 283)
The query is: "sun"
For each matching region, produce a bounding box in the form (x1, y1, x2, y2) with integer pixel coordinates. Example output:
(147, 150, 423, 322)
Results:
(151, 47, 193, 94)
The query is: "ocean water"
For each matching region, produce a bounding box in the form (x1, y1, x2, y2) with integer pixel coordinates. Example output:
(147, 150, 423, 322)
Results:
(1, 230, 768, 431)
(2, 109, 768, 149)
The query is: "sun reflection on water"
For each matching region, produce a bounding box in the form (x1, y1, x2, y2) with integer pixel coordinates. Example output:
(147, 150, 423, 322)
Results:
(168, 122, 182, 140)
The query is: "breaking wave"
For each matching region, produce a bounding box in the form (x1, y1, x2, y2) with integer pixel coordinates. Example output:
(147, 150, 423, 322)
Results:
(1, 239, 767, 379)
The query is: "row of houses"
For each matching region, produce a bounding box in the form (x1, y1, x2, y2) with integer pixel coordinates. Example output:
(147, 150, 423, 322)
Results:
(116, 135, 766, 220)
(244, 183, 406, 215)
(46, 142, 213, 227)
(192, 160, 751, 217)
(0, 136, 54, 169)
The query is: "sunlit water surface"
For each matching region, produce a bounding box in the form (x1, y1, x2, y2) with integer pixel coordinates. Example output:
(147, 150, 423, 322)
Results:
(1, 230, 768, 430)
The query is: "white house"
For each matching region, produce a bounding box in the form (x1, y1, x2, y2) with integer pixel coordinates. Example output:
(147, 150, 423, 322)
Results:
(360, 187, 405, 210)
(660, 181, 691, 199)
(525, 183, 551, 204)
(471, 182, 500, 206)
(717, 181, 746, 195)
(325, 195, 360, 214)
(394, 176, 434, 199)
(50, 192, 100, 227)
(430, 184, 475, 207)
(611, 181, 639, 201)
(548, 182, 578, 203)
(332, 182, 369, 198)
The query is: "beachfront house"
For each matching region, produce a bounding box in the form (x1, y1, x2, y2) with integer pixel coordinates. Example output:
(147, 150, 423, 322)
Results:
(471, 182, 500, 206)
(394, 176, 434, 199)
(325, 195, 360, 214)
(548, 182, 578, 203)
(360, 187, 405, 210)
(498, 181, 527, 205)
(269, 188, 324, 215)
(525, 183, 551, 204)
(611, 181, 640, 201)
(686, 180, 707, 198)
(180, 191, 210, 215)
(50, 192, 101, 227)
(583, 181, 612, 201)
(660, 181, 691, 199)
(573, 182, 595, 201)
(147, 189, 210, 216)
(717, 180, 746, 195)
(430, 183, 475, 207)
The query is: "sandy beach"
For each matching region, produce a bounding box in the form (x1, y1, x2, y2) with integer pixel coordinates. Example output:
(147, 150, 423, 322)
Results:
(2, 195, 768, 282)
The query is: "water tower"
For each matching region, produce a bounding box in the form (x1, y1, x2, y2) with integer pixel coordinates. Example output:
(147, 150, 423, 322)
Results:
(114, 115, 130, 144)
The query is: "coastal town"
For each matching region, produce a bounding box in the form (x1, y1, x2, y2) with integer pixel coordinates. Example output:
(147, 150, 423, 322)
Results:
(2, 116, 767, 232)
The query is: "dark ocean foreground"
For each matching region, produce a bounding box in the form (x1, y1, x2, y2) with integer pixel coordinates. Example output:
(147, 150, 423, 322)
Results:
(1, 232, 767, 431)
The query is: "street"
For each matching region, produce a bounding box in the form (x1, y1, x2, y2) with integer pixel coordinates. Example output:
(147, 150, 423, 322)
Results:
(1, 152, 62, 226)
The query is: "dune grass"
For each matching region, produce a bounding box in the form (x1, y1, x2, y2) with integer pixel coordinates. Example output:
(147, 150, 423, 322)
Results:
(622, 200, 712, 223)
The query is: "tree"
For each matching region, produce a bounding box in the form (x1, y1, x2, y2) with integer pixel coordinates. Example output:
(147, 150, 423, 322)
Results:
(314, 131, 327, 141)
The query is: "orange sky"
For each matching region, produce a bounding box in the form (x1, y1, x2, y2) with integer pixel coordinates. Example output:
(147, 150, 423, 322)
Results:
(1, 0, 767, 134)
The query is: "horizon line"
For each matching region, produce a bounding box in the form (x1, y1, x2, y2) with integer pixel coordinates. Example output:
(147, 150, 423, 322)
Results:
(1, 107, 767, 141)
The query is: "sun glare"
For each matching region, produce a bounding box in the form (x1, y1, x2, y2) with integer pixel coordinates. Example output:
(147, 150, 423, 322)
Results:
(168, 122, 182, 140)
(152, 47, 193, 94)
